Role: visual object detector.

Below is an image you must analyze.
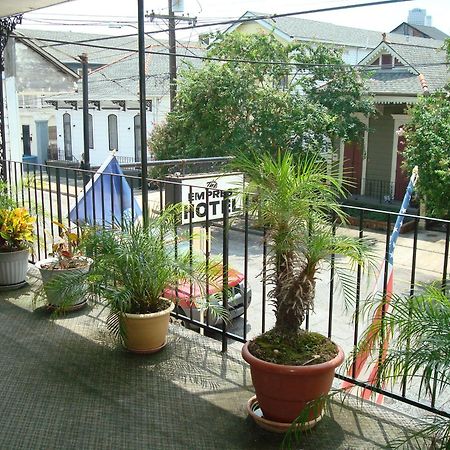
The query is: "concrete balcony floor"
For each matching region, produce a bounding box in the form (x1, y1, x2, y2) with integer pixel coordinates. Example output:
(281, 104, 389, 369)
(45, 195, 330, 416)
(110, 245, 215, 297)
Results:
(0, 267, 428, 450)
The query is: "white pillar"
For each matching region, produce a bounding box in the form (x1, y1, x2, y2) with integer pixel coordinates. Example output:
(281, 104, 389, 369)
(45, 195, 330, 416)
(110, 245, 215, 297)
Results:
(390, 114, 410, 194)
(360, 117, 369, 196)
(5, 76, 22, 162)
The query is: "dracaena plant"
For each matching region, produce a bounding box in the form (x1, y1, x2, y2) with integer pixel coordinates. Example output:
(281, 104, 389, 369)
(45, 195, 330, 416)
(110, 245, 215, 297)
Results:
(0, 207, 35, 251)
(233, 151, 374, 363)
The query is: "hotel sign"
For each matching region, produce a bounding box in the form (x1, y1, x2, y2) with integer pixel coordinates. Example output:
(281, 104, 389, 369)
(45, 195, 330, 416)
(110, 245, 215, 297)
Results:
(165, 172, 243, 224)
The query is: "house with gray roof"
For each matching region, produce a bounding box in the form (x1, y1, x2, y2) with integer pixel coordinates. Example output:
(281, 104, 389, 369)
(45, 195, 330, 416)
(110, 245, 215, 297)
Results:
(227, 12, 449, 202)
(342, 36, 448, 201)
(45, 42, 204, 165)
(391, 22, 449, 41)
(4, 27, 199, 164)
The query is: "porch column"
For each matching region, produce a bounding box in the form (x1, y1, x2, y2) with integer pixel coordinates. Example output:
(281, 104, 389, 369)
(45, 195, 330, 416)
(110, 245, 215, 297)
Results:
(390, 113, 410, 196)
(361, 125, 368, 196)
(0, 14, 22, 180)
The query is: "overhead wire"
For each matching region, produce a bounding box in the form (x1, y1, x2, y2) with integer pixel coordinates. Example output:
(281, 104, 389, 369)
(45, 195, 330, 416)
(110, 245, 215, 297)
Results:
(25, 0, 414, 48)
(13, 33, 448, 72)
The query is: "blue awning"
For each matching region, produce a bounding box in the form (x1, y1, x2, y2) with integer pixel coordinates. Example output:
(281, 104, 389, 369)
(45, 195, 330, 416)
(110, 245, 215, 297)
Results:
(69, 155, 142, 227)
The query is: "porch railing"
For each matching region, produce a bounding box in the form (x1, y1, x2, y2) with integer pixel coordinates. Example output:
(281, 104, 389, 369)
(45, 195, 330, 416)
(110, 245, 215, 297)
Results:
(2, 159, 449, 421)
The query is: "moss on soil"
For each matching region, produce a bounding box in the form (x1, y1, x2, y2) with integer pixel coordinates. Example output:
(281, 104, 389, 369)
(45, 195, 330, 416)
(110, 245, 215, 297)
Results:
(248, 329, 338, 366)
(131, 297, 171, 314)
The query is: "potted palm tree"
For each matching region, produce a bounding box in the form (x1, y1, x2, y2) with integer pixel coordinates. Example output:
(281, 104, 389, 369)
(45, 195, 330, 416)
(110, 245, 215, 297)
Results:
(0, 206, 35, 290)
(49, 209, 222, 353)
(236, 151, 373, 427)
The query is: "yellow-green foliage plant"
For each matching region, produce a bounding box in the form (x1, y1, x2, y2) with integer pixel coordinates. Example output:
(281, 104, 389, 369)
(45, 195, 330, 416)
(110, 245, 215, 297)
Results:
(0, 207, 35, 252)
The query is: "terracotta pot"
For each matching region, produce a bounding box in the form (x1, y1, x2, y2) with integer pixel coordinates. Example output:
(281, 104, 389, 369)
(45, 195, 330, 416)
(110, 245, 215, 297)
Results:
(242, 341, 344, 424)
(121, 301, 175, 354)
(35, 256, 92, 309)
(0, 249, 29, 290)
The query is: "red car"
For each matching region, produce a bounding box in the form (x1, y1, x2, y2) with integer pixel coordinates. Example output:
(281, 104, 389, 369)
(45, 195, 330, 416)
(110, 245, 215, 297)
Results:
(164, 267, 252, 327)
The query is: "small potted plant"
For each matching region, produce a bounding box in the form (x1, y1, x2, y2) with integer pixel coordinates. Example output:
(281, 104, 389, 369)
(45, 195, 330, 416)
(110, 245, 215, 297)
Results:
(0, 206, 35, 290)
(49, 209, 223, 353)
(235, 151, 373, 428)
(35, 221, 92, 310)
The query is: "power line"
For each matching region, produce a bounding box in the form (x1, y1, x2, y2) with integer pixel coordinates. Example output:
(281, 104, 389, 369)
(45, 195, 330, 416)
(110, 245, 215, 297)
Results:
(23, 0, 414, 48)
(14, 34, 448, 71)
(148, 0, 416, 35)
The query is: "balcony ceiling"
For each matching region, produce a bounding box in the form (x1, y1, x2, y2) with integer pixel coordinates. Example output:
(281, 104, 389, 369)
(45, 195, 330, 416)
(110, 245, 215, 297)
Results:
(0, 0, 73, 19)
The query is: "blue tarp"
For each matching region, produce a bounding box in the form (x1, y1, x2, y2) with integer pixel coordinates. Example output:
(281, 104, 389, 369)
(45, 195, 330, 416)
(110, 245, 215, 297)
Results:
(69, 155, 142, 227)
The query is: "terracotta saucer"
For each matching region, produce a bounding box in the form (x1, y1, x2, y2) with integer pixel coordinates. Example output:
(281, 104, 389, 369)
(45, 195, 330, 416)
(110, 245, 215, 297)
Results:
(246, 396, 323, 433)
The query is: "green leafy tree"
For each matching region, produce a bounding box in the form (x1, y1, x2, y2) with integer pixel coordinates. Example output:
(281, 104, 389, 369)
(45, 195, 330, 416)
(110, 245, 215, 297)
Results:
(404, 39, 450, 219)
(150, 32, 374, 160)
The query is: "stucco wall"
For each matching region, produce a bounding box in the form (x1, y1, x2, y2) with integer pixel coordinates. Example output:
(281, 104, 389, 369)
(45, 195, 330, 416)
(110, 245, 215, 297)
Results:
(14, 40, 77, 106)
(55, 108, 155, 166)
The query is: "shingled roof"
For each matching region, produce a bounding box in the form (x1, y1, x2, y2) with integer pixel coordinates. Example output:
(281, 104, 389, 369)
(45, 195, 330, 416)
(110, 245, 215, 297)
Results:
(47, 42, 205, 101)
(391, 22, 449, 41)
(13, 27, 163, 68)
(360, 39, 448, 98)
(230, 11, 446, 50)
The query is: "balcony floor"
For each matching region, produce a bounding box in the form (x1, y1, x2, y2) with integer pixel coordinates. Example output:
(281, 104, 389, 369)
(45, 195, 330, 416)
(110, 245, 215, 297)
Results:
(0, 267, 428, 450)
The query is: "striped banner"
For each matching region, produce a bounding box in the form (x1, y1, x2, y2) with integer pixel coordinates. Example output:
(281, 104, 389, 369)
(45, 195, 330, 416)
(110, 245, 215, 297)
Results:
(342, 166, 419, 403)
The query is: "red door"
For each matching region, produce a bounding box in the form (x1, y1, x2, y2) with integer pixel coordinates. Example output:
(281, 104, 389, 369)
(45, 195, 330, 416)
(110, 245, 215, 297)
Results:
(394, 136, 409, 200)
(343, 142, 362, 194)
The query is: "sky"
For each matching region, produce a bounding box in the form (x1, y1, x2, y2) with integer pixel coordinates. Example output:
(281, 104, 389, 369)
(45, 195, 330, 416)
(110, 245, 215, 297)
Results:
(21, 0, 450, 40)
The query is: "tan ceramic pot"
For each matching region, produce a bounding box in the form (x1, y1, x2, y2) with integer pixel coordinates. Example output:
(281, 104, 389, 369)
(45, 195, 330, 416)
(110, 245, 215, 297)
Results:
(242, 340, 344, 424)
(121, 301, 175, 354)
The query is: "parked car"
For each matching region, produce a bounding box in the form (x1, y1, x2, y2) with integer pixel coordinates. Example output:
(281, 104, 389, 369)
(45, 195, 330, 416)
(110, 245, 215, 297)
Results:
(164, 265, 252, 328)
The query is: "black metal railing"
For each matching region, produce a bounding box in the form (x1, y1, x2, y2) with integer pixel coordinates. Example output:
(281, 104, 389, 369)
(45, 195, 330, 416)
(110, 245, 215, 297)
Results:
(361, 178, 396, 203)
(2, 159, 449, 421)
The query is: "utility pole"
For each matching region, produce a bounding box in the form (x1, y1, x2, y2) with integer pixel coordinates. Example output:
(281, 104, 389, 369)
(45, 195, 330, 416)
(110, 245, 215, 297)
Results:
(147, 3, 196, 111)
(79, 53, 90, 186)
(168, 0, 176, 112)
(138, 0, 149, 225)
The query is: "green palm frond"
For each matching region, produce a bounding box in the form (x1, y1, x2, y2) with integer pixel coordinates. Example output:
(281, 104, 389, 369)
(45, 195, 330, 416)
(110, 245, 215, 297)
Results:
(42, 208, 227, 325)
(357, 285, 450, 396)
(349, 284, 450, 448)
(231, 150, 374, 333)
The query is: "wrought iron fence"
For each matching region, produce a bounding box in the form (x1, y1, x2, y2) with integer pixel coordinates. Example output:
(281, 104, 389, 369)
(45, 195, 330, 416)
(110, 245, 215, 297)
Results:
(362, 178, 396, 203)
(2, 159, 449, 421)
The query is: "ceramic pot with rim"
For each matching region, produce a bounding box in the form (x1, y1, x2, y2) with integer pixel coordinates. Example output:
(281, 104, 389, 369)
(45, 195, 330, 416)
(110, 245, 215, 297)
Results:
(35, 256, 92, 310)
(120, 301, 175, 354)
(0, 249, 30, 290)
(242, 341, 344, 424)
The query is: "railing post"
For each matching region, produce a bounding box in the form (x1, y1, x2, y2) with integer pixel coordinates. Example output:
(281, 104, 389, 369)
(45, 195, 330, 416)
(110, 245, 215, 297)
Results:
(55, 167, 63, 225)
(221, 190, 230, 353)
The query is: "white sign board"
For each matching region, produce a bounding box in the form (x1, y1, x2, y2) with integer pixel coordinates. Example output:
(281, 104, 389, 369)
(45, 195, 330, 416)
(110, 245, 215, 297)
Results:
(180, 173, 243, 224)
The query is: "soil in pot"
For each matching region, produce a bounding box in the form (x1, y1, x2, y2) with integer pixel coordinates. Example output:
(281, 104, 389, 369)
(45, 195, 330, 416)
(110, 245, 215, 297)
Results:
(243, 329, 343, 425)
(248, 329, 338, 366)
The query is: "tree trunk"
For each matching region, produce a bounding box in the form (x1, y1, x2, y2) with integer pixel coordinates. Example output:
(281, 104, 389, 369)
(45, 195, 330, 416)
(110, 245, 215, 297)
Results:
(274, 268, 315, 336)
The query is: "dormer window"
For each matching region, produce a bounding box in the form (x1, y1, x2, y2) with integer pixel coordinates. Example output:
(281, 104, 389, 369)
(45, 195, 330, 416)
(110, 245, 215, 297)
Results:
(369, 54, 404, 69)
(381, 54, 392, 67)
